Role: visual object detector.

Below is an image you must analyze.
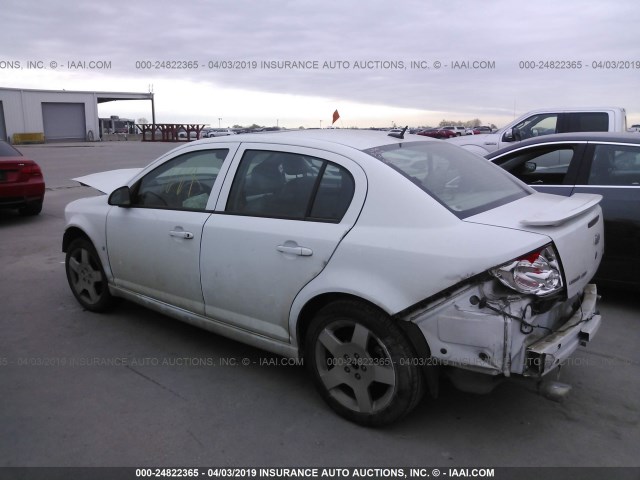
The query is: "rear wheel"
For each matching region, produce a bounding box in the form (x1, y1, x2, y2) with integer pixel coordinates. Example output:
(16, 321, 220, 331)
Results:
(305, 300, 424, 426)
(65, 238, 113, 312)
(18, 201, 42, 216)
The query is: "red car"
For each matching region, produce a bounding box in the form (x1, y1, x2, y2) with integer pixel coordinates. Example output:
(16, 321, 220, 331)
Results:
(0, 141, 45, 215)
(417, 128, 457, 139)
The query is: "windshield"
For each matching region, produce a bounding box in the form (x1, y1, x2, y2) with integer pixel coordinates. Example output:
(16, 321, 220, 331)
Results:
(363, 141, 530, 218)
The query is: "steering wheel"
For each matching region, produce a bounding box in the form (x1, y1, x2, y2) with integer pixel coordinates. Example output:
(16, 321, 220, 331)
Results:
(184, 180, 206, 197)
(142, 191, 168, 206)
(512, 128, 522, 141)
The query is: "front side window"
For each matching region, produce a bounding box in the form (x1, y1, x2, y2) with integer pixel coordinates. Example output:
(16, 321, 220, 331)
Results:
(589, 144, 640, 186)
(512, 114, 558, 141)
(226, 150, 354, 221)
(496, 147, 577, 185)
(363, 141, 529, 218)
(133, 149, 228, 210)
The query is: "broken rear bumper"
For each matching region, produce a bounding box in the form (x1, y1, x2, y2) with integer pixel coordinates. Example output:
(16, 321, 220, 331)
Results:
(523, 284, 601, 377)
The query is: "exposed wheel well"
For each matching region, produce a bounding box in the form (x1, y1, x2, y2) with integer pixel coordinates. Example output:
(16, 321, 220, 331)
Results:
(296, 293, 383, 356)
(296, 292, 439, 397)
(62, 227, 90, 253)
(296, 293, 428, 355)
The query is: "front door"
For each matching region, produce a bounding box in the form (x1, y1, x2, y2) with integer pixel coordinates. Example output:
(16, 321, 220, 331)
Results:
(106, 148, 230, 314)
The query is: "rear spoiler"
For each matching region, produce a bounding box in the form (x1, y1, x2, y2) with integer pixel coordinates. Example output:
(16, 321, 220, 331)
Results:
(520, 193, 602, 227)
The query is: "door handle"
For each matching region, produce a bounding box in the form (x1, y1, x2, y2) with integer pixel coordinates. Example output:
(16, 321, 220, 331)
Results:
(277, 245, 313, 256)
(169, 230, 194, 239)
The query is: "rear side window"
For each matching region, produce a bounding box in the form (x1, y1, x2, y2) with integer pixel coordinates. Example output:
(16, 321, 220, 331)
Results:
(226, 150, 354, 222)
(0, 141, 22, 157)
(589, 144, 640, 186)
(565, 113, 609, 132)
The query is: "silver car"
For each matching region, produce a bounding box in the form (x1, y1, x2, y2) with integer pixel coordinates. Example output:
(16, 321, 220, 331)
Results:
(64, 130, 603, 426)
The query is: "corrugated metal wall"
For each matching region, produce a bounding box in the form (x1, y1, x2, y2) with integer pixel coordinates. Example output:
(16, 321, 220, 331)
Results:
(0, 102, 6, 141)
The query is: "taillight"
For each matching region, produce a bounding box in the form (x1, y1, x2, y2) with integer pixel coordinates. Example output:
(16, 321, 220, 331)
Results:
(21, 163, 42, 177)
(490, 245, 564, 296)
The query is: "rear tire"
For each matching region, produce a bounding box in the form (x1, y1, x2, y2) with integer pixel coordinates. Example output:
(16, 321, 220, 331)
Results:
(305, 300, 424, 426)
(18, 201, 42, 216)
(65, 238, 113, 312)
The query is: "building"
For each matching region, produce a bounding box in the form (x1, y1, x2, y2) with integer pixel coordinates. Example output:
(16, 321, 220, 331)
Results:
(0, 87, 154, 143)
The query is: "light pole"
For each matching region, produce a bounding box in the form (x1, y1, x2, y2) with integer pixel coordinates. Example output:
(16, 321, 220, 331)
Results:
(218, 118, 222, 128)
(320, 120, 322, 129)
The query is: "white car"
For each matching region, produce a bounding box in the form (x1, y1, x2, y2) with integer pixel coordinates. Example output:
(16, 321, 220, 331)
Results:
(203, 128, 237, 137)
(64, 130, 603, 426)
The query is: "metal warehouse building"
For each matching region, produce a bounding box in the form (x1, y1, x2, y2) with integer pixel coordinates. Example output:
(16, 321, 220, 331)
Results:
(0, 87, 154, 143)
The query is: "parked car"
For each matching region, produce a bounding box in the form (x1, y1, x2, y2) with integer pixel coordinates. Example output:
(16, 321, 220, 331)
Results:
(64, 130, 603, 426)
(487, 132, 640, 290)
(441, 126, 466, 136)
(417, 128, 457, 139)
(449, 107, 628, 155)
(627, 124, 640, 133)
(177, 129, 199, 140)
(203, 128, 237, 137)
(0, 140, 45, 215)
(472, 126, 494, 135)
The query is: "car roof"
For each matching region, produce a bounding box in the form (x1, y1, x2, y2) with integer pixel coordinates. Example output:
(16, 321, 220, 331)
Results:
(486, 132, 640, 159)
(185, 128, 438, 152)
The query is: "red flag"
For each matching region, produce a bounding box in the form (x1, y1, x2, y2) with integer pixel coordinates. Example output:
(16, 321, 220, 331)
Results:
(332, 109, 340, 124)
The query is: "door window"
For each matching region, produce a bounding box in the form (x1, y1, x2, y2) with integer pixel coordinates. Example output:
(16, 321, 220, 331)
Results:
(589, 144, 640, 186)
(226, 150, 354, 221)
(565, 113, 609, 132)
(512, 114, 558, 141)
(499, 146, 577, 185)
(133, 149, 228, 210)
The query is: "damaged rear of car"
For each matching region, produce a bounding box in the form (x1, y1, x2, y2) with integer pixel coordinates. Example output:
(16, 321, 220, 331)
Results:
(356, 141, 603, 398)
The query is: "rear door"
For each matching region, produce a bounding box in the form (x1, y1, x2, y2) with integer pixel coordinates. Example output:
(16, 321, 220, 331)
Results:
(559, 112, 610, 133)
(200, 144, 366, 341)
(573, 142, 640, 286)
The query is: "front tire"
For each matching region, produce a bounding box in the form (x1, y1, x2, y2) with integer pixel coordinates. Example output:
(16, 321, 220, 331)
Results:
(65, 238, 113, 312)
(305, 300, 424, 426)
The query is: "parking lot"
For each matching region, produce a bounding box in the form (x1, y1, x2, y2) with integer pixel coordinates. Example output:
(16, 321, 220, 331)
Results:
(1, 141, 639, 469)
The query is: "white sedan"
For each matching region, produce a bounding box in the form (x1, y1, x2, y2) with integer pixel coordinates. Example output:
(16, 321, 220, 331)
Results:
(64, 129, 603, 426)
(202, 128, 237, 137)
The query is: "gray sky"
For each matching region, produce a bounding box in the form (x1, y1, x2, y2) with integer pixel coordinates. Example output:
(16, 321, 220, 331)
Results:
(2, 0, 639, 128)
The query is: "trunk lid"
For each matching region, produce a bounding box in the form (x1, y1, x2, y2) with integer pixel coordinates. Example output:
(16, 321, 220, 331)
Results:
(465, 192, 604, 298)
(0, 158, 40, 183)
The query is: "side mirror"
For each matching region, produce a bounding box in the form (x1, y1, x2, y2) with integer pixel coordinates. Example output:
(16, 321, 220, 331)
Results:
(503, 129, 515, 142)
(524, 161, 536, 173)
(108, 186, 132, 207)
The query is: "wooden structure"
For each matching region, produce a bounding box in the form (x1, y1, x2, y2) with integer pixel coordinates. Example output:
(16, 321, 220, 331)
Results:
(137, 124, 207, 142)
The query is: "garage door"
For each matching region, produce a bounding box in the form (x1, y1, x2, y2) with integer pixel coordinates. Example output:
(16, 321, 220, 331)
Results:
(42, 102, 86, 141)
